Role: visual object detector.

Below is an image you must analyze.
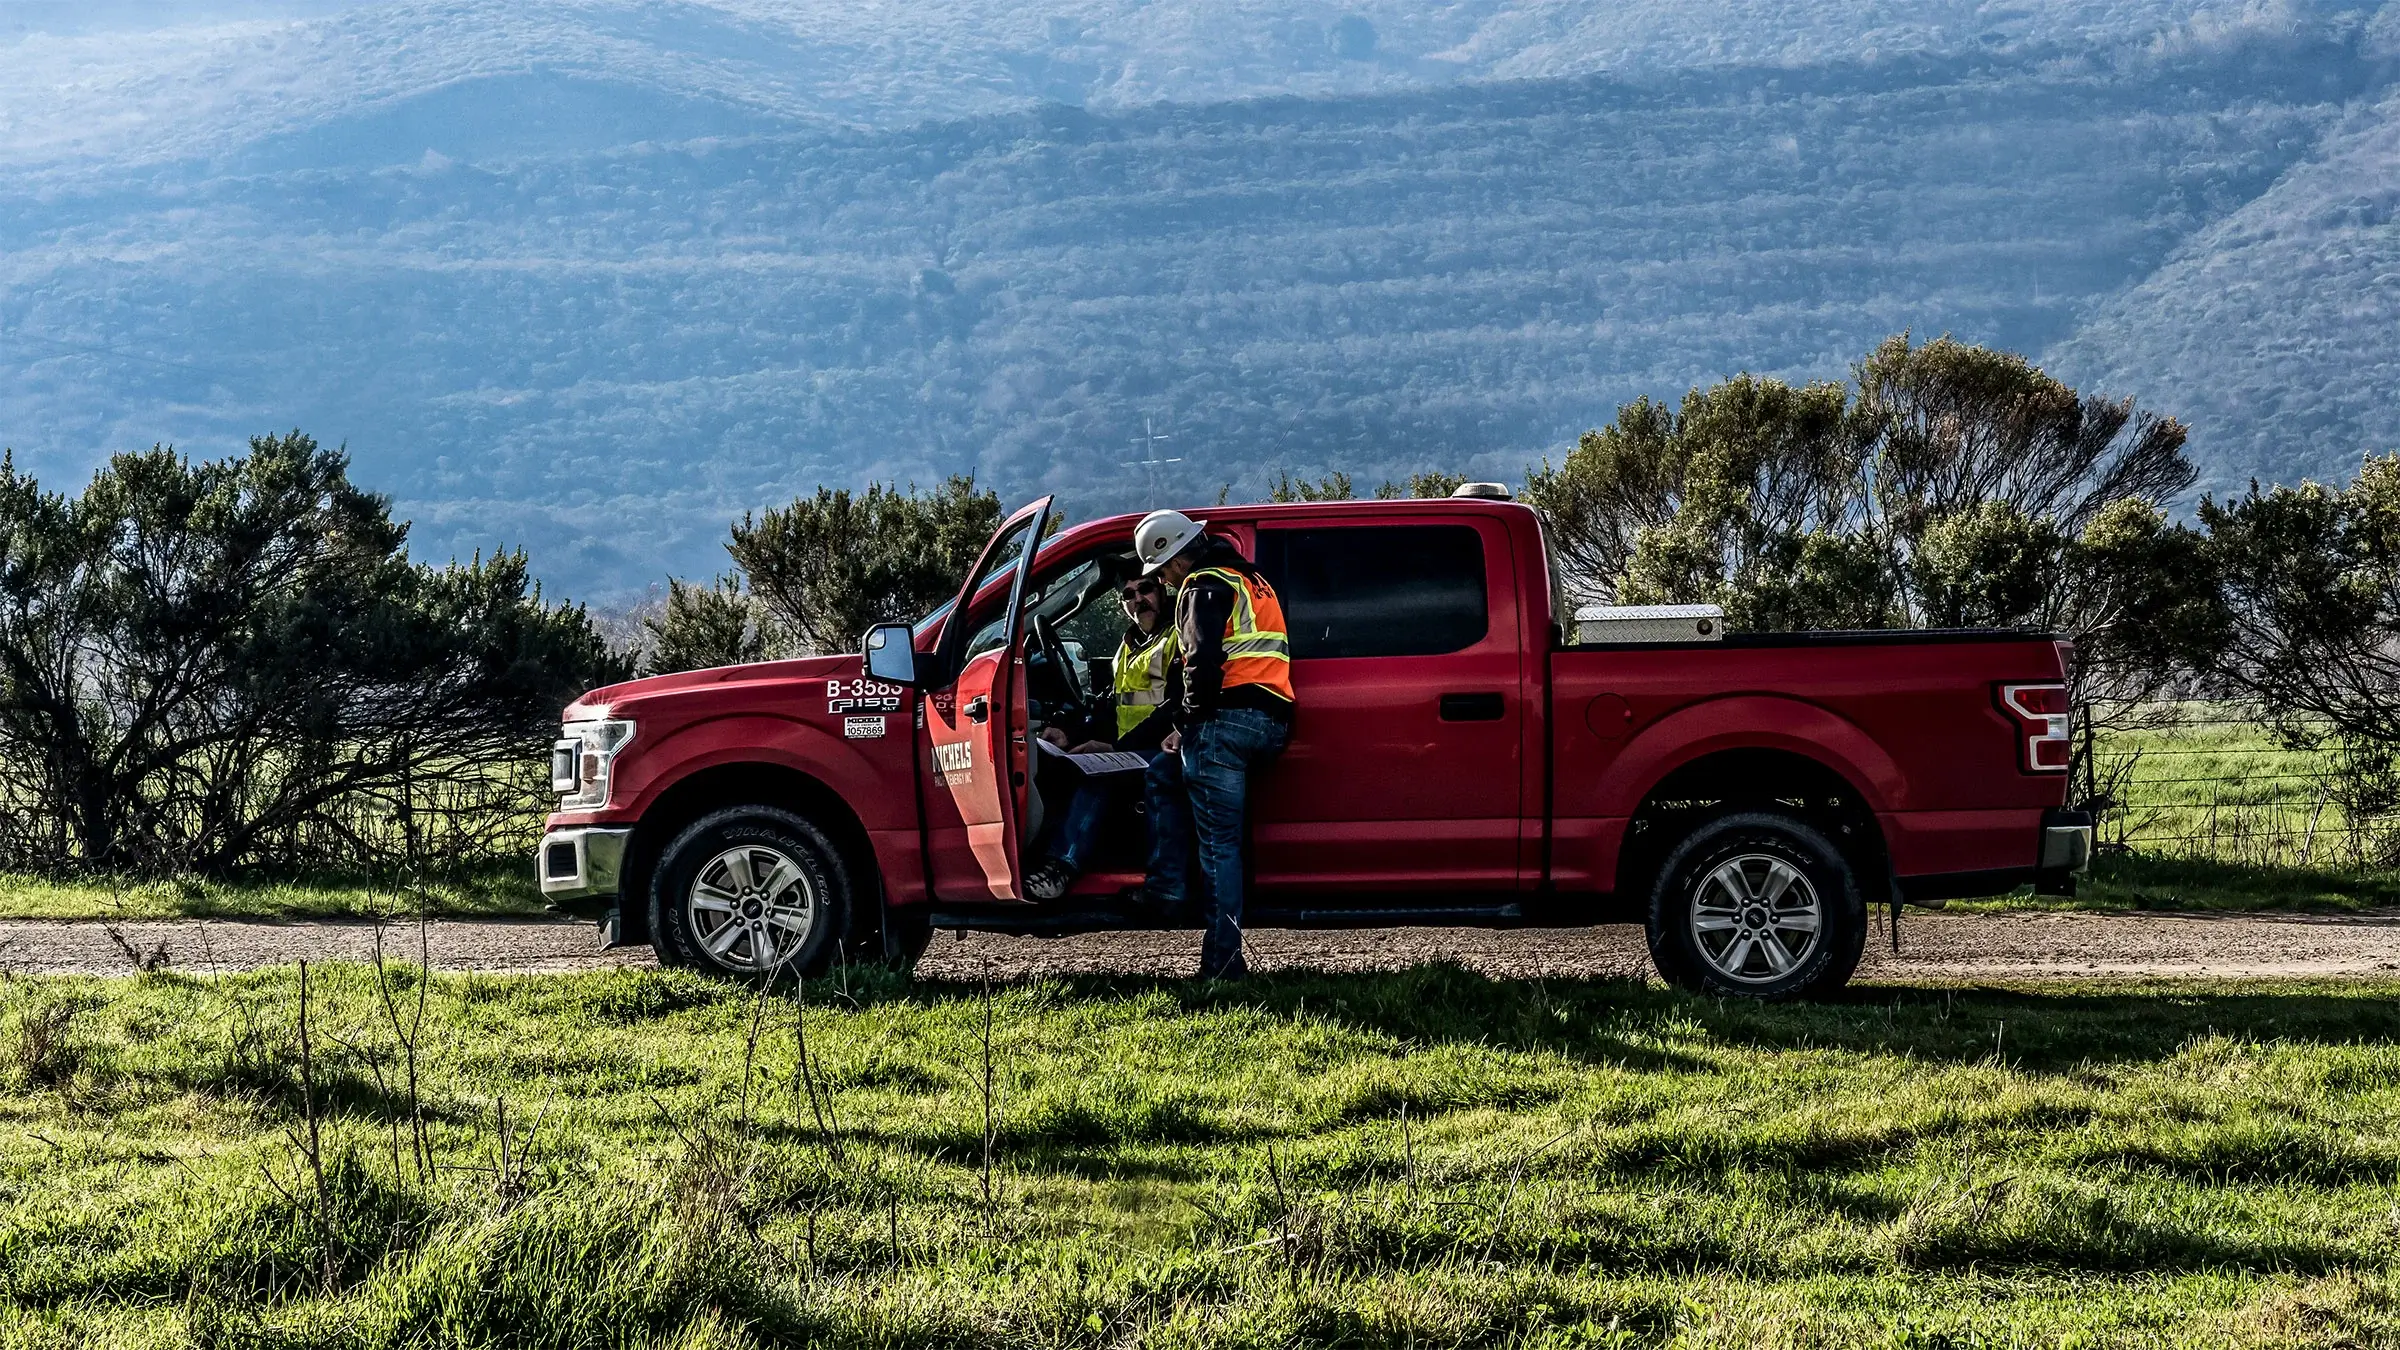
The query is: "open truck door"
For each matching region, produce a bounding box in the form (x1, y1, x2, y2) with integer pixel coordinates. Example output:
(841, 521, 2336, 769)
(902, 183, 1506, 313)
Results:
(913, 497, 1052, 901)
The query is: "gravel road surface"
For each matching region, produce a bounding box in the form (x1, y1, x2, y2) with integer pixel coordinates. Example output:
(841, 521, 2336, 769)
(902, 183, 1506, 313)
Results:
(4, 909, 2395, 980)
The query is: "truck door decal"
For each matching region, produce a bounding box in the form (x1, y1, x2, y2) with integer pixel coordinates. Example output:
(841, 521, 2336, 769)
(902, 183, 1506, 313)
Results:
(932, 740, 973, 781)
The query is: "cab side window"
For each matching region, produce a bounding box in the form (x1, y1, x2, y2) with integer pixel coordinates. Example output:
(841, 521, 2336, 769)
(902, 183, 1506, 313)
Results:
(1254, 524, 1488, 658)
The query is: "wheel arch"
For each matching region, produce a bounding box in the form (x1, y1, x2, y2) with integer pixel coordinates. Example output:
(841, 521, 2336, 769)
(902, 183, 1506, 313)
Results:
(617, 761, 876, 947)
(1612, 746, 1889, 907)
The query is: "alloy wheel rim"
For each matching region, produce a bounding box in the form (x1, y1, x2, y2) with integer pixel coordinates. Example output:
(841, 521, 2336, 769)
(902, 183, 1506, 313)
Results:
(1689, 852, 1823, 984)
(688, 845, 816, 974)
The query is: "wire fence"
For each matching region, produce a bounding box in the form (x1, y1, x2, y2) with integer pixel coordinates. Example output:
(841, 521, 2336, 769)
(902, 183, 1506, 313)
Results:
(0, 758, 546, 878)
(2088, 704, 2392, 870)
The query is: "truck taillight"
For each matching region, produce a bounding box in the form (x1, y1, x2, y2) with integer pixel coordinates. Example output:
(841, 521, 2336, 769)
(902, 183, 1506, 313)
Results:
(1999, 683, 2071, 773)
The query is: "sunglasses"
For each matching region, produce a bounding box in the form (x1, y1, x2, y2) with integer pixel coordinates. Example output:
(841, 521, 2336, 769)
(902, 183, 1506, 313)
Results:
(1120, 580, 1161, 600)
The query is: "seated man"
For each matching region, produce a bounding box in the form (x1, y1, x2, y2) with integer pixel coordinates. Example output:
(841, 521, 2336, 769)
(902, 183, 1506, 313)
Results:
(1026, 571, 1179, 900)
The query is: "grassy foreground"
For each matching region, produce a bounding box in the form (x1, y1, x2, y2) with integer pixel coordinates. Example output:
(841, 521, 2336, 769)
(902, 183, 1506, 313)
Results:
(2, 965, 2396, 1348)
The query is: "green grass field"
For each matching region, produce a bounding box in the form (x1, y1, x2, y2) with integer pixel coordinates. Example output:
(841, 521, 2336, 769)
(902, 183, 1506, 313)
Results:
(0, 865, 545, 923)
(1954, 852, 2400, 914)
(4, 964, 2396, 1347)
(1941, 708, 2400, 913)
(2095, 710, 2375, 870)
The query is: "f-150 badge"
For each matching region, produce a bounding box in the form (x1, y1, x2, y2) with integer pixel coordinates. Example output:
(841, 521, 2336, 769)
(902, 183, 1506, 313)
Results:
(826, 678, 904, 714)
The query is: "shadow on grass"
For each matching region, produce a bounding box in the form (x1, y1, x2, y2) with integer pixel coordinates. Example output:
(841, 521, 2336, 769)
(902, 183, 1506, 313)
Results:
(157, 1049, 470, 1125)
(879, 962, 2400, 1073)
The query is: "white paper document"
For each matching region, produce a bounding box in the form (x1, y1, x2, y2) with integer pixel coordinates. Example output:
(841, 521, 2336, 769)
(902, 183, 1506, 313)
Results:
(1034, 738, 1151, 775)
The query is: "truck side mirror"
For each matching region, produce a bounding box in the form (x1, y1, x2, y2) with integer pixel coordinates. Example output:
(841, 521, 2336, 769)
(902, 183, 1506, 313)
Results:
(862, 623, 919, 686)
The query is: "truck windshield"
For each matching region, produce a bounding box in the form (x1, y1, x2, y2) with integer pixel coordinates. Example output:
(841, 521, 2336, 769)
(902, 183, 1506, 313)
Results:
(909, 505, 1082, 645)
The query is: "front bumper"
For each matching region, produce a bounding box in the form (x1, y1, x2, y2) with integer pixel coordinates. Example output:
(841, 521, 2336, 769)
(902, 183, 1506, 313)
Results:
(538, 826, 631, 904)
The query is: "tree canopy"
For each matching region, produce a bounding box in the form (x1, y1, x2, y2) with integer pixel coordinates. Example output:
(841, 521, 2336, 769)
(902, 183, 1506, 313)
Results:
(1524, 335, 2216, 713)
(639, 477, 1004, 673)
(0, 433, 625, 873)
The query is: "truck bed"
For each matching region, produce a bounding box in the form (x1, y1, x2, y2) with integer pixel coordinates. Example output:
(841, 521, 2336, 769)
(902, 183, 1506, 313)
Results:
(1546, 630, 2069, 894)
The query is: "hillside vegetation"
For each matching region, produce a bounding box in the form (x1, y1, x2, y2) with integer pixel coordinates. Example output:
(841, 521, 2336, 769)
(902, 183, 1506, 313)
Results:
(2, 3, 2395, 593)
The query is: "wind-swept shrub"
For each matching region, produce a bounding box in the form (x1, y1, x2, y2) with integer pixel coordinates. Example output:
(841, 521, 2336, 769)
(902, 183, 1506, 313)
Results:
(2199, 455, 2400, 863)
(1524, 335, 2223, 798)
(641, 575, 774, 676)
(727, 476, 1002, 656)
(0, 433, 626, 873)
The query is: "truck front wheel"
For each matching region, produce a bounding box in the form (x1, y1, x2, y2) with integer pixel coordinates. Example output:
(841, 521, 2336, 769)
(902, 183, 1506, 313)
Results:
(1644, 812, 1866, 1000)
(650, 806, 851, 983)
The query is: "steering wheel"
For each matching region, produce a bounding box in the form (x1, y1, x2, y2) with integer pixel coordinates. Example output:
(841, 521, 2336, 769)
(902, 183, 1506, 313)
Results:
(1029, 613, 1089, 721)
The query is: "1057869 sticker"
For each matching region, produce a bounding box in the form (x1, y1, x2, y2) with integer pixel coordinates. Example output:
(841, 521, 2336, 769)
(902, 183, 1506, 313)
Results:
(843, 716, 886, 740)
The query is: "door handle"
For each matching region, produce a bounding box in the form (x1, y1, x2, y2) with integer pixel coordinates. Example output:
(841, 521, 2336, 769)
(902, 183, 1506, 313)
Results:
(1439, 692, 1505, 722)
(965, 695, 989, 724)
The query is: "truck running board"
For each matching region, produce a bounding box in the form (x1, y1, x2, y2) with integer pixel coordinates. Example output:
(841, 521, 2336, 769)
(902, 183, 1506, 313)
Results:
(925, 900, 1527, 937)
(927, 905, 1171, 938)
(1251, 904, 1524, 928)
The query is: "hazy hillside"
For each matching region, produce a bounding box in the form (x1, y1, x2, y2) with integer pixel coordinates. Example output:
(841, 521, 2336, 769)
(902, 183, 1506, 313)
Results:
(2, 1, 2395, 595)
(2042, 85, 2400, 501)
(5, 0, 2346, 166)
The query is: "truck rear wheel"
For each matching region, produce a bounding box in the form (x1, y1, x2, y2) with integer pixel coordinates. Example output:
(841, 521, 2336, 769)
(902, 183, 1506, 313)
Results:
(650, 806, 851, 984)
(1645, 811, 1866, 1000)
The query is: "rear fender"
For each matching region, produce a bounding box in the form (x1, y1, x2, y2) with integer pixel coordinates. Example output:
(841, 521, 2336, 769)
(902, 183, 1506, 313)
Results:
(1599, 695, 1906, 818)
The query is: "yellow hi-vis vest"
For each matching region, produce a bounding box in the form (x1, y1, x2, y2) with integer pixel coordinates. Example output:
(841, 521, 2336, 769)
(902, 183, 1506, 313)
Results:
(1112, 627, 1180, 739)
(1188, 566, 1295, 703)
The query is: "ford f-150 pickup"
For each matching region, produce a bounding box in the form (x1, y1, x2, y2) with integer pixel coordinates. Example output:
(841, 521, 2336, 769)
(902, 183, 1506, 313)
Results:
(539, 489, 2090, 998)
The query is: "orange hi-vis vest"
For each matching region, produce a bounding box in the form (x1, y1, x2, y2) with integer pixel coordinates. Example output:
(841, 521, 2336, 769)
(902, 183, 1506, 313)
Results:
(1189, 565, 1295, 704)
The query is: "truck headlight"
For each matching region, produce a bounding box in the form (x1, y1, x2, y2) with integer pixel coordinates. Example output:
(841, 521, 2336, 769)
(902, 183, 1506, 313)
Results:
(552, 718, 635, 810)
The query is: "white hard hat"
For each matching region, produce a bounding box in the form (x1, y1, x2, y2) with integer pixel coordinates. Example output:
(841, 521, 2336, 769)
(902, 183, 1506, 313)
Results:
(1133, 509, 1204, 575)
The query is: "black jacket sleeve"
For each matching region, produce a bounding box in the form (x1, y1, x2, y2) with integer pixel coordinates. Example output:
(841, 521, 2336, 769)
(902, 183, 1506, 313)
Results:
(1174, 574, 1238, 732)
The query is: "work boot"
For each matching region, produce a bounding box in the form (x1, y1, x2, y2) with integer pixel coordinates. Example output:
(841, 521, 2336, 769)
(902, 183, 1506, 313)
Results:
(1118, 885, 1192, 921)
(1025, 859, 1077, 901)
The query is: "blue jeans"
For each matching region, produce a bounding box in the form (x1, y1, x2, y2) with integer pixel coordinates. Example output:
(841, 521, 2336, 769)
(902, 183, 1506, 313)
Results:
(1145, 707, 1290, 977)
(1044, 753, 1161, 872)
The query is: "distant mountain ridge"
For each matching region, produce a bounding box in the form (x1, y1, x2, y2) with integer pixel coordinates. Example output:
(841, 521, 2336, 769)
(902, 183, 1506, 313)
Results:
(11, 0, 2361, 167)
(2, 1, 2395, 597)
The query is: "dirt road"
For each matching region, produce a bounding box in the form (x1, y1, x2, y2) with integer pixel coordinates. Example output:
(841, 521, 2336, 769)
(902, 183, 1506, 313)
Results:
(4, 908, 2395, 981)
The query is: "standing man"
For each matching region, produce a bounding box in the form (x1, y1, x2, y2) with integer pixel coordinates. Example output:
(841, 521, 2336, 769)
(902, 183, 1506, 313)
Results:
(1026, 569, 1179, 899)
(1134, 509, 1294, 979)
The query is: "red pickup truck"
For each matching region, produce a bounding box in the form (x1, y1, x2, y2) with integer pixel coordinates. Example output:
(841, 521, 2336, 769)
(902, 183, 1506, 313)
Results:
(540, 491, 2090, 998)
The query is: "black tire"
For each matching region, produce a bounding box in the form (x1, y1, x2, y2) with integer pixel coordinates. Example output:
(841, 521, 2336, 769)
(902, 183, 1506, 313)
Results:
(844, 895, 934, 975)
(868, 898, 931, 970)
(1644, 811, 1866, 1000)
(650, 806, 852, 984)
